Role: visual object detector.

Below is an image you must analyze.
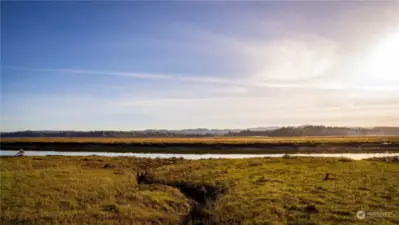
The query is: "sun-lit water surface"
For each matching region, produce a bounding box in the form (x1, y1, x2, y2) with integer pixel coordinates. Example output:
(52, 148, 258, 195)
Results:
(1, 150, 398, 160)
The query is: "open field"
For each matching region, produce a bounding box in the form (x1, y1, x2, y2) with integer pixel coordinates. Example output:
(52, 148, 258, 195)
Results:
(1, 136, 399, 154)
(1, 156, 398, 224)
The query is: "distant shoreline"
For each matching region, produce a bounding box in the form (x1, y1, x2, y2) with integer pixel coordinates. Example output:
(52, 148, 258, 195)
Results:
(1, 136, 399, 154)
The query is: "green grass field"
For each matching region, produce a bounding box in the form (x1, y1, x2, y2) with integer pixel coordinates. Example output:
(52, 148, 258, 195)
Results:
(1, 156, 398, 224)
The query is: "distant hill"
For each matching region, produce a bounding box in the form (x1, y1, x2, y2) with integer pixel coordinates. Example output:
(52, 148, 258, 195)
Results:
(1, 126, 399, 138)
(230, 126, 399, 137)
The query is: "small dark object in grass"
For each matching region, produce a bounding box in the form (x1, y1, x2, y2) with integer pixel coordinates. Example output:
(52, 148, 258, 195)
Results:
(323, 173, 337, 181)
(136, 171, 153, 184)
(338, 157, 353, 162)
(102, 204, 118, 212)
(323, 173, 329, 181)
(305, 205, 319, 213)
(249, 162, 262, 167)
(102, 164, 115, 168)
(282, 154, 291, 159)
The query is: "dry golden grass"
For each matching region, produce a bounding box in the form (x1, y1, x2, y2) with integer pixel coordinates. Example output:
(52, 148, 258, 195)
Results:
(1, 156, 399, 224)
(0, 156, 190, 225)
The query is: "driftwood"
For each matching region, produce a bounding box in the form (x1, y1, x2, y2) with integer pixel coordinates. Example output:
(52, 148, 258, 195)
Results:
(15, 149, 24, 157)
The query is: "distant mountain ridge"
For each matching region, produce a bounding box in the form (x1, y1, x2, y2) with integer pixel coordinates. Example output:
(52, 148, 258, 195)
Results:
(1, 126, 399, 137)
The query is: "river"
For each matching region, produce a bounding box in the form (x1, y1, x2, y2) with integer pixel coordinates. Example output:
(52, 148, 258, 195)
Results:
(1, 150, 398, 160)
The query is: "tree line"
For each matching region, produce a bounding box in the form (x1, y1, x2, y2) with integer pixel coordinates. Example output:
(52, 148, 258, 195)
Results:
(228, 126, 399, 136)
(1, 126, 399, 138)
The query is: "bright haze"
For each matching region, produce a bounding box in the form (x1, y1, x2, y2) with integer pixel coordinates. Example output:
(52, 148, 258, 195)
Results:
(1, 1, 398, 131)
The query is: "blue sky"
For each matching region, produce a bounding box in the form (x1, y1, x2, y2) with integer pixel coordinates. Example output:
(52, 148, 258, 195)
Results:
(1, 1, 398, 131)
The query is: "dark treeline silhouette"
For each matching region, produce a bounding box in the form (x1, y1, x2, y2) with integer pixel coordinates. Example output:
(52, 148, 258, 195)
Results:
(1, 126, 399, 138)
(229, 126, 399, 137)
(0, 130, 215, 138)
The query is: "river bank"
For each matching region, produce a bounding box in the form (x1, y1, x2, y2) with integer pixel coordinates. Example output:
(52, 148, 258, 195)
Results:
(1, 137, 399, 154)
(2, 150, 399, 160)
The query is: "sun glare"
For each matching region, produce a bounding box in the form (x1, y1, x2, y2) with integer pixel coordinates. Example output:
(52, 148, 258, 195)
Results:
(367, 32, 399, 80)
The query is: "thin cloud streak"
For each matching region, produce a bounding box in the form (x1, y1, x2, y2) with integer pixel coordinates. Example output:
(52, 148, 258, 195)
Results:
(2, 66, 398, 91)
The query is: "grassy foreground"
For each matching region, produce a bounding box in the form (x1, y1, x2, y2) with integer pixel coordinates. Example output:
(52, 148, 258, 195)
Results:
(1, 156, 398, 224)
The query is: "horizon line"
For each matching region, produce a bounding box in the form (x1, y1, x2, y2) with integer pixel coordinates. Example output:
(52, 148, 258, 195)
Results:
(1, 125, 398, 133)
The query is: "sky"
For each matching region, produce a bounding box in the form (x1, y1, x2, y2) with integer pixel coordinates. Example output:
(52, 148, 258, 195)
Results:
(1, 1, 398, 131)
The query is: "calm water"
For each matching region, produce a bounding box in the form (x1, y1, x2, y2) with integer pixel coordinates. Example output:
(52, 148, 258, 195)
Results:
(1, 150, 398, 160)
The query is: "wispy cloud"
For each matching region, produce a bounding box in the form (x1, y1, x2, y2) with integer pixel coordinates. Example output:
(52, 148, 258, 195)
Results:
(2, 1, 399, 131)
(1, 65, 301, 88)
(2, 63, 398, 92)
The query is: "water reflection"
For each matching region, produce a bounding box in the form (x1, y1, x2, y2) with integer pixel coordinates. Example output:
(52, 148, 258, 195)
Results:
(1, 150, 398, 160)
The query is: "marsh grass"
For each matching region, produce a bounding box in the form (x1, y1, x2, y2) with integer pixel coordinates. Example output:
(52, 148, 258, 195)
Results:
(0, 156, 189, 224)
(2, 136, 399, 154)
(2, 136, 399, 144)
(1, 156, 398, 224)
(150, 157, 399, 224)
